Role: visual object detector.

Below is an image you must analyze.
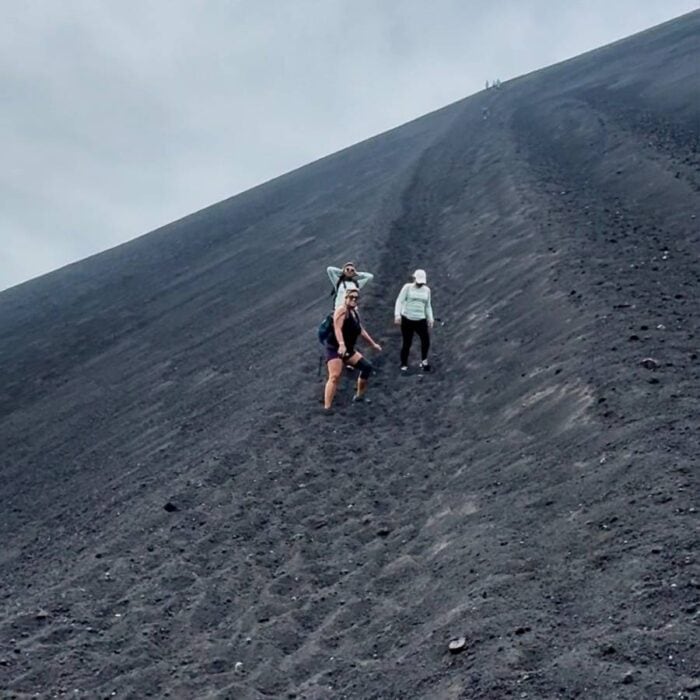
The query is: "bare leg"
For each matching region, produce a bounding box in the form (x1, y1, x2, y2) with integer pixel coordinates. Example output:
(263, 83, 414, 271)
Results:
(324, 358, 343, 409)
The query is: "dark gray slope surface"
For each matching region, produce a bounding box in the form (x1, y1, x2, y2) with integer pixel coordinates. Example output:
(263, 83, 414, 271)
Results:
(1, 11, 698, 700)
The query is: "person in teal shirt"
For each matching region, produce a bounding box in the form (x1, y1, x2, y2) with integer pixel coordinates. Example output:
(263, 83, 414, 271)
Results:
(394, 269, 434, 373)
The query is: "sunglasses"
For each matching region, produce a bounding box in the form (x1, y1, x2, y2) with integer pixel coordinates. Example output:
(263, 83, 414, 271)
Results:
(347, 295, 359, 301)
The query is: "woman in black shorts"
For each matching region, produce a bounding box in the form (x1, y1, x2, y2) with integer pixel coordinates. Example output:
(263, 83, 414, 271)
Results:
(324, 289, 382, 410)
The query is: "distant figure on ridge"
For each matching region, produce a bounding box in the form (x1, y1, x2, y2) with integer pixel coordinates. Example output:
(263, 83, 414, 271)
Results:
(327, 261, 374, 309)
(323, 289, 382, 411)
(394, 269, 434, 374)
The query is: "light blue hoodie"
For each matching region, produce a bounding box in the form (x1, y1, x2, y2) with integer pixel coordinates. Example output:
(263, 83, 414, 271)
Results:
(327, 266, 374, 309)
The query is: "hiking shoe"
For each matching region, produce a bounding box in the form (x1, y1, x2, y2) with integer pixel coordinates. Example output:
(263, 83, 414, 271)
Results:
(420, 360, 431, 372)
(352, 394, 370, 403)
(400, 366, 408, 374)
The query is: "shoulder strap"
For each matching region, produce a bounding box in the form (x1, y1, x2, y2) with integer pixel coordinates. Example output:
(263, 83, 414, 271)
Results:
(331, 277, 347, 297)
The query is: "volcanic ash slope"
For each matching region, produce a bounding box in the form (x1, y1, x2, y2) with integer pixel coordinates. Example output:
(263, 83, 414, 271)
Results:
(0, 10, 699, 700)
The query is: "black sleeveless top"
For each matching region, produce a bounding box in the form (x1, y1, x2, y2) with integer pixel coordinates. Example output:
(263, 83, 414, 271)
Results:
(328, 309, 362, 351)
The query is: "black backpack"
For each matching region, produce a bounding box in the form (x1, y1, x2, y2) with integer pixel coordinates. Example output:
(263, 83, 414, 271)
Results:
(330, 276, 356, 301)
(318, 313, 334, 343)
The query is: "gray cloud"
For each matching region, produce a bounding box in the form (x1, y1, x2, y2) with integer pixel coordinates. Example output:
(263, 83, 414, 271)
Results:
(1, 0, 697, 290)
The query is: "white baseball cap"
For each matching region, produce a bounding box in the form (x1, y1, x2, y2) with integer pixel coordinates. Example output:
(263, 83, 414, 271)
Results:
(413, 269, 427, 284)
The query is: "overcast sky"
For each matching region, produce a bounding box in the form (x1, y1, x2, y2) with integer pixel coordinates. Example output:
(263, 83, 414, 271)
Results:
(1, 1, 696, 291)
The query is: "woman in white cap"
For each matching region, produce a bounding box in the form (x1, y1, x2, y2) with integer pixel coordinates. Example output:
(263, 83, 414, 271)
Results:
(394, 269, 434, 373)
(326, 261, 374, 310)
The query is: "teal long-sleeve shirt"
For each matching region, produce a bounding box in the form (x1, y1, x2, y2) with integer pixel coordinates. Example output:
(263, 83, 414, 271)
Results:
(394, 283, 434, 323)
